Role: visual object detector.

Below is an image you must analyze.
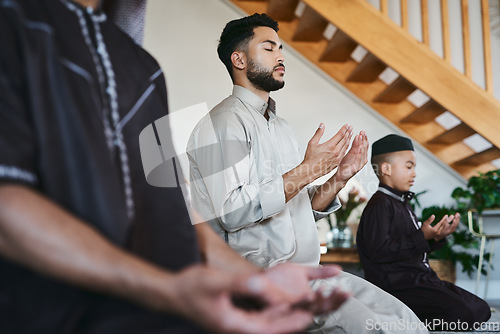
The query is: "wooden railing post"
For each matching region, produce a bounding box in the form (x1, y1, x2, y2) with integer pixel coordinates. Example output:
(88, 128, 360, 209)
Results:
(401, 0, 408, 32)
(481, 0, 493, 94)
(380, 0, 388, 16)
(421, 0, 429, 46)
(441, 0, 451, 63)
(461, 0, 472, 79)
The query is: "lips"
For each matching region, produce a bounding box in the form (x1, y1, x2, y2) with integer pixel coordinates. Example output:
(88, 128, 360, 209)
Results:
(274, 64, 285, 73)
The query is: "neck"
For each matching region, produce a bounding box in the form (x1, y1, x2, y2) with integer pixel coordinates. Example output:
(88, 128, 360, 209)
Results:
(233, 76, 270, 105)
(248, 86, 270, 104)
(73, 0, 100, 9)
(233, 81, 270, 120)
(380, 177, 395, 191)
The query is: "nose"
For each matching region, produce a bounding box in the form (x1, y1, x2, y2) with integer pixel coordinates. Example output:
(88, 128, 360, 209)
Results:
(277, 49, 284, 63)
(411, 168, 416, 178)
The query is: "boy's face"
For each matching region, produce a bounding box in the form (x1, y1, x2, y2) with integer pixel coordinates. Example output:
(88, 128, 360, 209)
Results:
(383, 150, 416, 192)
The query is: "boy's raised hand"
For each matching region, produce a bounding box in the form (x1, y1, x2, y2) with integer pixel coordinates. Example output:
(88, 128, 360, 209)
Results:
(433, 213, 460, 241)
(421, 213, 460, 241)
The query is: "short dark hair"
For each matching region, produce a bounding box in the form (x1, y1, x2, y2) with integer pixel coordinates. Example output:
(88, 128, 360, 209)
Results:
(217, 13, 279, 79)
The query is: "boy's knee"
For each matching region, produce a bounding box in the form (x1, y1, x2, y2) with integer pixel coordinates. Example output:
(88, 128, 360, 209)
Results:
(447, 298, 491, 325)
(469, 299, 491, 323)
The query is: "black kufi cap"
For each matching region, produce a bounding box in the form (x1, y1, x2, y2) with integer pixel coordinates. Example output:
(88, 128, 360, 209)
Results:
(372, 134, 414, 158)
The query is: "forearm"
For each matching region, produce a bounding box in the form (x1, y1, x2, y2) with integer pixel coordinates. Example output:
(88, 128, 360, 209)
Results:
(196, 175, 285, 231)
(282, 164, 316, 203)
(311, 174, 346, 212)
(195, 222, 261, 275)
(371, 232, 430, 263)
(0, 184, 183, 313)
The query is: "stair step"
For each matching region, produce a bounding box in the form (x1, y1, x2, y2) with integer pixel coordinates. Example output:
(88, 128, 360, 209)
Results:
(267, 0, 299, 21)
(230, 0, 268, 15)
(347, 53, 386, 82)
(453, 147, 500, 166)
(428, 123, 476, 145)
(292, 6, 328, 41)
(400, 100, 447, 124)
(319, 30, 357, 62)
(374, 76, 416, 103)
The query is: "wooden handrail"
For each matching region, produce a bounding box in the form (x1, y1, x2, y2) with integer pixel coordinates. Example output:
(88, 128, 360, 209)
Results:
(303, 0, 500, 150)
(230, 0, 498, 176)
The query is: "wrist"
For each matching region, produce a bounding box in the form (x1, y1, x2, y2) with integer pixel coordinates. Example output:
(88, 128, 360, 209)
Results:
(285, 163, 316, 188)
(332, 173, 348, 191)
(137, 268, 180, 313)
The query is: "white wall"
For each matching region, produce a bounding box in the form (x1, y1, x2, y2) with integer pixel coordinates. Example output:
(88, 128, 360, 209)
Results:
(143, 0, 499, 298)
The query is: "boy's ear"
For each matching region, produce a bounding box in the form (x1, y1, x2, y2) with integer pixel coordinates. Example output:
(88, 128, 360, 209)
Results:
(381, 162, 391, 176)
(231, 51, 246, 70)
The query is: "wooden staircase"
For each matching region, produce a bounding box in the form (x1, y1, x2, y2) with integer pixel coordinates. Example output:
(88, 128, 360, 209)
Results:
(228, 0, 500, 179)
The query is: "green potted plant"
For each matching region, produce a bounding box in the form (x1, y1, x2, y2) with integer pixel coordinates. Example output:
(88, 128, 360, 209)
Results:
(450, 169, 499, 280)
(451, 169, 500, 213)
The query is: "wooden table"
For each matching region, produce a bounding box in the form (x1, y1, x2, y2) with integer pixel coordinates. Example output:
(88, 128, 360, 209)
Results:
(320, 247, 360, 264)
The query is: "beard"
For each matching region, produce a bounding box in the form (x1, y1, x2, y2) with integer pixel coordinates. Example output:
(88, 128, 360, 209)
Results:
(246, 59, 285, 92)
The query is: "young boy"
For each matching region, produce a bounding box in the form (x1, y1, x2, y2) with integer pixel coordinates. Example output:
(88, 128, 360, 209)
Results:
(357, 134, 491, 330)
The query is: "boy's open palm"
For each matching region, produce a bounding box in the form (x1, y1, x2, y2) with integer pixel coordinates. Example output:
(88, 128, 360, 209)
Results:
(421, 213, 460, 241)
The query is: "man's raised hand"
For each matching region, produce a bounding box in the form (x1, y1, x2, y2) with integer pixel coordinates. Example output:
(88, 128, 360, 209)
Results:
(302, 124, 353, 182)
(335, 131, 369, 184)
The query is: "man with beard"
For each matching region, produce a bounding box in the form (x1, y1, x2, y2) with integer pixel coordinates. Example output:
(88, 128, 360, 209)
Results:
(187, 13, 429, 333)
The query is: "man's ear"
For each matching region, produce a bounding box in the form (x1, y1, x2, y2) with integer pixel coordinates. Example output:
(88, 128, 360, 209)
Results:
(381, 162, 391, 176)
(231, 52, 246, 70)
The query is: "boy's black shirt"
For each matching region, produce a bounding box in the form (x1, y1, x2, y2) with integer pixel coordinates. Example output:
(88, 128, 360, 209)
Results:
(357, 183, 446, 291)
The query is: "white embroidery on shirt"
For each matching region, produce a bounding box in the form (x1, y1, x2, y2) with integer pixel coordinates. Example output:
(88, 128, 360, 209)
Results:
(0, 165, 37, 183)
(63, 1, 135, 219)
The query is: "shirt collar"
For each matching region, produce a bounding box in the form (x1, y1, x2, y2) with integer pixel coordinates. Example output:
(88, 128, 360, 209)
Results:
(61, 0, 107, 21)
(232, 85, 277, 119)
(378, 183, 415, 202)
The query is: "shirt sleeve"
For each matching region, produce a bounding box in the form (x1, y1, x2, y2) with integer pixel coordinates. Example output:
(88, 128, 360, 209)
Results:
(187, 110, 285, 232)
(359, 199, 431, 264)
(0, 11, 38, 186)
(429, 237, 447, 252)
(307, 185, 342, 221)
